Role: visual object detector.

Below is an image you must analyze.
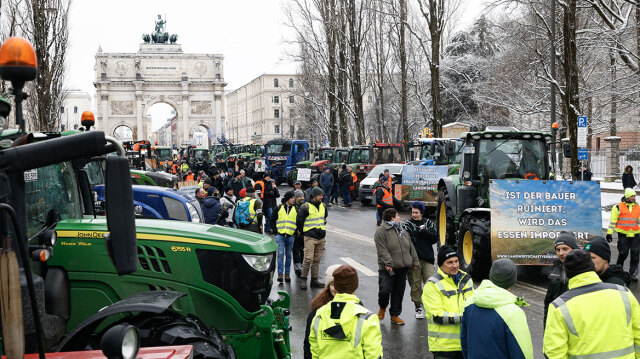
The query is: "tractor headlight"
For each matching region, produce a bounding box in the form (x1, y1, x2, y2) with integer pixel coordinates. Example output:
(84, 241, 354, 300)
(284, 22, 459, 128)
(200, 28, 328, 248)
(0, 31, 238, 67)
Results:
(242, 254, 273, 272)
(101, 324, 139, 359)
(186, 202, 201, 223)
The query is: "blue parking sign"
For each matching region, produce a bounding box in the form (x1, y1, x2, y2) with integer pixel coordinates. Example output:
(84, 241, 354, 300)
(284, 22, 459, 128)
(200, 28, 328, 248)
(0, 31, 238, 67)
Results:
(578, 148, 588, 160)
(578, 116, 588, 127)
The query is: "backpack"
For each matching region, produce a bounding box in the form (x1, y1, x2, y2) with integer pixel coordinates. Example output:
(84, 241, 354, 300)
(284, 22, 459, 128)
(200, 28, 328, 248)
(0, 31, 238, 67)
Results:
(234, 199, 253, 227)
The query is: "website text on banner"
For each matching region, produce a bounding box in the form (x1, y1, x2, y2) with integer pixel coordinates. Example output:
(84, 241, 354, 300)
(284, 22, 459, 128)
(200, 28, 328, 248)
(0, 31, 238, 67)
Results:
(396, 165, 449, 205)
(489, 180, 602, 265)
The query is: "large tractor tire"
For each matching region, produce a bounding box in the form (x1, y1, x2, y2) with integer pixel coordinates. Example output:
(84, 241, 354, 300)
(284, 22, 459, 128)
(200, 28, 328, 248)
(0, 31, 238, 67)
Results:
(456, 214, 491, 280)
(100, 313, 236, 359)
(436, 185, 456, 249)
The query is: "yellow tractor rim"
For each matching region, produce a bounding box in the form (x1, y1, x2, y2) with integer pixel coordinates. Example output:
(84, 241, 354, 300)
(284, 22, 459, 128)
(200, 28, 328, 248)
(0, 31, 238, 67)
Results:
(463, 231, 473, 265)
(439, 203, 446, 246)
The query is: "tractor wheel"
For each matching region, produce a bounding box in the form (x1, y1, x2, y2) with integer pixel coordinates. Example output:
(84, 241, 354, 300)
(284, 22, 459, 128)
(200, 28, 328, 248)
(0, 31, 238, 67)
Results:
(101, 313, 236, 359)
(456, 214, 491, 280)
(436, 186, 456, 249)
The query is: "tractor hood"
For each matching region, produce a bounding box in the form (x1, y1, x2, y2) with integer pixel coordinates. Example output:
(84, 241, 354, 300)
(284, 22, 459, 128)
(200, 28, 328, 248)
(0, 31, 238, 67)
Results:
(311, 159, 329, 167)
(51, 218, 277, 272)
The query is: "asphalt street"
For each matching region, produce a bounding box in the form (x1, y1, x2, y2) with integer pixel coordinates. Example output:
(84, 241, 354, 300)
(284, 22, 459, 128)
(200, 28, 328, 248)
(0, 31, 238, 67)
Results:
(267, 186, 639, 359)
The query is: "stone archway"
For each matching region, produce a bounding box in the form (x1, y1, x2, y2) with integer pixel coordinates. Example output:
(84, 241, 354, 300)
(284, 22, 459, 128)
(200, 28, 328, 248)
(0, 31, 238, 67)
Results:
(189, 122, 215, 147)
(94, 39, 226, 146)
(111, 123, 134, 142)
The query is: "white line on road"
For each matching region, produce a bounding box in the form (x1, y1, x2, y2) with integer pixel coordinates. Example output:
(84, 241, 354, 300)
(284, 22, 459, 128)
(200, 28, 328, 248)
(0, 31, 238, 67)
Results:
(326, 224, 375, 245)
(340, 257, 378, 277)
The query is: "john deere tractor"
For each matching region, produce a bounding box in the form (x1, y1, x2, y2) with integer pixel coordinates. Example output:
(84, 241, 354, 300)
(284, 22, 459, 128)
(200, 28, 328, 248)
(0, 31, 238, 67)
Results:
(436, 128, 553, 279)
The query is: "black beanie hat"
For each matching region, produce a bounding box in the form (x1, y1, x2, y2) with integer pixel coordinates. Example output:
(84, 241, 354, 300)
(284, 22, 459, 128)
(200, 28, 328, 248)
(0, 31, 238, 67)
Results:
(555, 231, 579, 249)
(438, 246, 459, 267)
(584, 237, 611, 262)
(282, 191, 295, 203)
(564, 249, 595, 278)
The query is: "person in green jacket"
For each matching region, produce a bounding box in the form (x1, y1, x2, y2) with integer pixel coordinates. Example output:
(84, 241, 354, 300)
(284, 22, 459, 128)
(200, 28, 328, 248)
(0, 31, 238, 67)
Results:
(461, 259, 534, 359)
(309, 265, 383, 359)
(543, 249, 640, 359)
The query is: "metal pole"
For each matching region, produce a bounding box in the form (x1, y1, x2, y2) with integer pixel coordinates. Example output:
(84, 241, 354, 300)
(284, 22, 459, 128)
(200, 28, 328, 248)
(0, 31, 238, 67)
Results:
(550, 0, 557, 174)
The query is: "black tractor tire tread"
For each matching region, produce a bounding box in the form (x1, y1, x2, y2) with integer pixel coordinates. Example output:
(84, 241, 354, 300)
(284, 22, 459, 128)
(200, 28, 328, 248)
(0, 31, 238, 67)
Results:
(457, 215, 491, 280)
(436, 186, 456, 249)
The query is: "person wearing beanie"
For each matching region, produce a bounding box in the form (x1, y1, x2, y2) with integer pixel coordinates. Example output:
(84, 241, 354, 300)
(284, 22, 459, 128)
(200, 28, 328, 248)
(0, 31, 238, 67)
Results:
(319, 167, 334, 207)
(607, 188, 639, 281)
(305, 179, 319, 202)
(544, 249, 640, 358)
(374, 175, 400, 226)
(543, 231, 579, 326)
(303, 264, 341, 359)
(338, 164, 353, 207)
(219, 186, 237, 228)
(270, 191, 298, 283)
(296, 183, 328, 290)
(292, 189, 307, 278)
(585, 237, 630, 286)
(404, 201, 438, 319)
(254, 172, 279, 234)
(234, 186, 263, 234)
(422, 246, 473, 357)
(309, 265, 383, 359)
(461, 259, 533, 359)
(231, 171, 244, 198)
(375, 208, 419, 325)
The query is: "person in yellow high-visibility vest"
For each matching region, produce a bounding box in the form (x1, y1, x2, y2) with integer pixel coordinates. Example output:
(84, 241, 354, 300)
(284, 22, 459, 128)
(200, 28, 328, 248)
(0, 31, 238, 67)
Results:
(607, 188, 640, 281)
(271, 191, 297, 283)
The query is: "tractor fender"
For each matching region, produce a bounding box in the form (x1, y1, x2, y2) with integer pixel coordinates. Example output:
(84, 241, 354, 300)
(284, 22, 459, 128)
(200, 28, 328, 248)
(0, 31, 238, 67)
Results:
(439, 177, 458, 214)
(56, 291, 185, 351)
(134, 200, 163, 219)
(460, 208, 491, 245)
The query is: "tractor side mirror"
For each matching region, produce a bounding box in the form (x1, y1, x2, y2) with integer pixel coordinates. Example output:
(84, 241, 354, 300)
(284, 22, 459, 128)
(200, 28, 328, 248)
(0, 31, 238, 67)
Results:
(445, 142, 456, 156)
(105, 156, 137, 275)
(562, 142, 573, 158)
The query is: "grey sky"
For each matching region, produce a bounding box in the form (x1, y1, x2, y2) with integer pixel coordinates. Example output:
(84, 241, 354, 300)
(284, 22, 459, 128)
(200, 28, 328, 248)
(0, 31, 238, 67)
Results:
(66, 0, 486, 130)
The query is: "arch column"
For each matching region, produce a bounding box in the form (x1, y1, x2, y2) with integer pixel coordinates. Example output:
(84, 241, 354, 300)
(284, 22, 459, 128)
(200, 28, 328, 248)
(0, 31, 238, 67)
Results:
(135, 84, 143, 140)
(181, 94, 190, 145)
(214, 92, 222, 139)
(100, 93, 109, 132)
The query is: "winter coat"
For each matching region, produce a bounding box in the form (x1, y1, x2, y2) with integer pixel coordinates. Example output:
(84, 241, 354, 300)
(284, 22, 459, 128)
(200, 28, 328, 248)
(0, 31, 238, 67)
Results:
(403, 218, 438, 263)
(219, 194, 236, 224)
(339, 170, 353, 187)
(600, 264, 630, 286)
(231, 179, 244, 198)
(623, 172, 637, 189)
(461, 280, 534, 359)
(296, 200, 328, 239)
(543, 259, 568, 326)
(255, 181, 280, 208)
(319, 172, 334, 189)
(374, 221, 419, 271)
(375, 185, 401, 211)
(200, 197, 222, 225)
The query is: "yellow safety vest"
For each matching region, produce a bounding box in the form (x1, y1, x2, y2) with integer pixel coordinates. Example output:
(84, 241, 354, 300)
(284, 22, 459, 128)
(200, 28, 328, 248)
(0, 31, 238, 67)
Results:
(422, 268, 474, 353)
(276, 205, 297, 236)
(303, 202, 326, 232)
(543, 271, 640, 359)
(180, 163, 189, 172)
(309, 293, 383, 359)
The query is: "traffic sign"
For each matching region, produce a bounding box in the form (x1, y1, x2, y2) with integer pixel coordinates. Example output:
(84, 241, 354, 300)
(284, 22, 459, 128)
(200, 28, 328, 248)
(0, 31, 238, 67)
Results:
(577, 116, 588, 148)
(578, 148, 588, 160)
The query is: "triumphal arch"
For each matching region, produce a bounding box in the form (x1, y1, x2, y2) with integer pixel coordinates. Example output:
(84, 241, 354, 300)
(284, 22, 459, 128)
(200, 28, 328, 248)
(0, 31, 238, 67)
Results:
(94, 15, 226, 145)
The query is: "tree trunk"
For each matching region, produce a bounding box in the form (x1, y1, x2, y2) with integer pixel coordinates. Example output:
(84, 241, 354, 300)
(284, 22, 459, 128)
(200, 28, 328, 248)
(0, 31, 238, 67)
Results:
(348, 0, 365, 144)
(337, 2, 349, 147)
(428, 0, 443, 138)
(399, 0, 409, 144)
(562, 0, 580, 177)
(609, 47, 617, 136)
(321, 0, 339, 146)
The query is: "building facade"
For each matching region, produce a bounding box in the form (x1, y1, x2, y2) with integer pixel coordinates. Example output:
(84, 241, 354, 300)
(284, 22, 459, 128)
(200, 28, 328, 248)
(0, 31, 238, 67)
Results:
(226, 74, 298, 144)
(61, 90, 92, 131)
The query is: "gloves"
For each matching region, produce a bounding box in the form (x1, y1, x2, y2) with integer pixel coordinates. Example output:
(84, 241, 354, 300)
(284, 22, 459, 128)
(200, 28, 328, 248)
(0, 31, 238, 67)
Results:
(606, 234, 613, 243)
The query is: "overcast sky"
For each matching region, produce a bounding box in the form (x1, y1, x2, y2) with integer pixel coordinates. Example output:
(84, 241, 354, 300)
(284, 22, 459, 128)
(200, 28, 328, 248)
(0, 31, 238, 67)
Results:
(66, 0, 486, 130)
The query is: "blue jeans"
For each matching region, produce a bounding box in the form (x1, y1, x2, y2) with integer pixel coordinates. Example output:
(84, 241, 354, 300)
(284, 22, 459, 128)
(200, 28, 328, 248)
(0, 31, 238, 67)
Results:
(331, 183, 339, 202)
(275, 234, 294, 275)
(341, 185, 352, 205)
(323, 186, 333, 204)
(263, 206, 273, 232)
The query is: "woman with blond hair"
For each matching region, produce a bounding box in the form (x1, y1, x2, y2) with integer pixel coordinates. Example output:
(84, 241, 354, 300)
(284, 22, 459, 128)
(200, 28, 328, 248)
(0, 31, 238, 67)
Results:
(303, 264, 341, 359)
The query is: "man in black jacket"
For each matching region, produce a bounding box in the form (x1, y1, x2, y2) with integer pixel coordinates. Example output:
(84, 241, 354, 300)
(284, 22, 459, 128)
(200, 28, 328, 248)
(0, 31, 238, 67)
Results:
(338, 164, 352, 207)
(296, 187, 328, 290)
(374, 176, 400, 226)
(585, 237, 630, 286)
(255, 173, 280, 234)
(544, 231, 579, 327)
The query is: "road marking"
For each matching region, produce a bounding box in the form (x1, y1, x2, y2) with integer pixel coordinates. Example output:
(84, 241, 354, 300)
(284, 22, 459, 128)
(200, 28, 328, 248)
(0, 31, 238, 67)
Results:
(326, 224, 374, 245)
(340, 257, 378, 277)
(514, 282, 547, 295)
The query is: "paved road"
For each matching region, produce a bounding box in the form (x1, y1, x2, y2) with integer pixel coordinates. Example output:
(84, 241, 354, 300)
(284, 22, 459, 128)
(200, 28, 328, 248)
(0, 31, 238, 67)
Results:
(267, 187, 639, 359)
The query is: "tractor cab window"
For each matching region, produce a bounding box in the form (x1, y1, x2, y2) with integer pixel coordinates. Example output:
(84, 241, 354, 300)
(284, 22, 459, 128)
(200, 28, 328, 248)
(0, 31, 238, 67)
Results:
(477, 139, 546, 181)
(83, 161, 105, 187)
(320, 150, 334, 161)
(25, 162, 83, 238)
(194, 149, 208, 159)
(266, 143, 292, 156)
(419, 142, 448, 165)
(348, 148, 370, 164)
(156, 148, 172, 161)
(373, 146, 403, 164)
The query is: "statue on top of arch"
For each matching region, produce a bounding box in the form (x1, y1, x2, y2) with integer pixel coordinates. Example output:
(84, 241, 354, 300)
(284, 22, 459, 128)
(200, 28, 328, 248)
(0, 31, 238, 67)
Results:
(142, 15, 178, 44)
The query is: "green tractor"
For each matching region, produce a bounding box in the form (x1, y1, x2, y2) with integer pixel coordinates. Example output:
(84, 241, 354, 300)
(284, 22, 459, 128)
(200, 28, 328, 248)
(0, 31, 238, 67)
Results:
(436, 129, 553, 279)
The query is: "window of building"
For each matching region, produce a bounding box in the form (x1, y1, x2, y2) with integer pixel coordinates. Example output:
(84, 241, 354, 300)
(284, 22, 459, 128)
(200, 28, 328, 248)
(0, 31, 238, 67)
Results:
(289, 96, 294, 104)
(275, 125, 280, 134)
(274, 109, 280, 119)
(73, 106, 78, 114)
(273, 96, 279, 104)
(274, 78, 279, 88)
(289, 78, 294, 88)
(60, 107, 64, 114)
